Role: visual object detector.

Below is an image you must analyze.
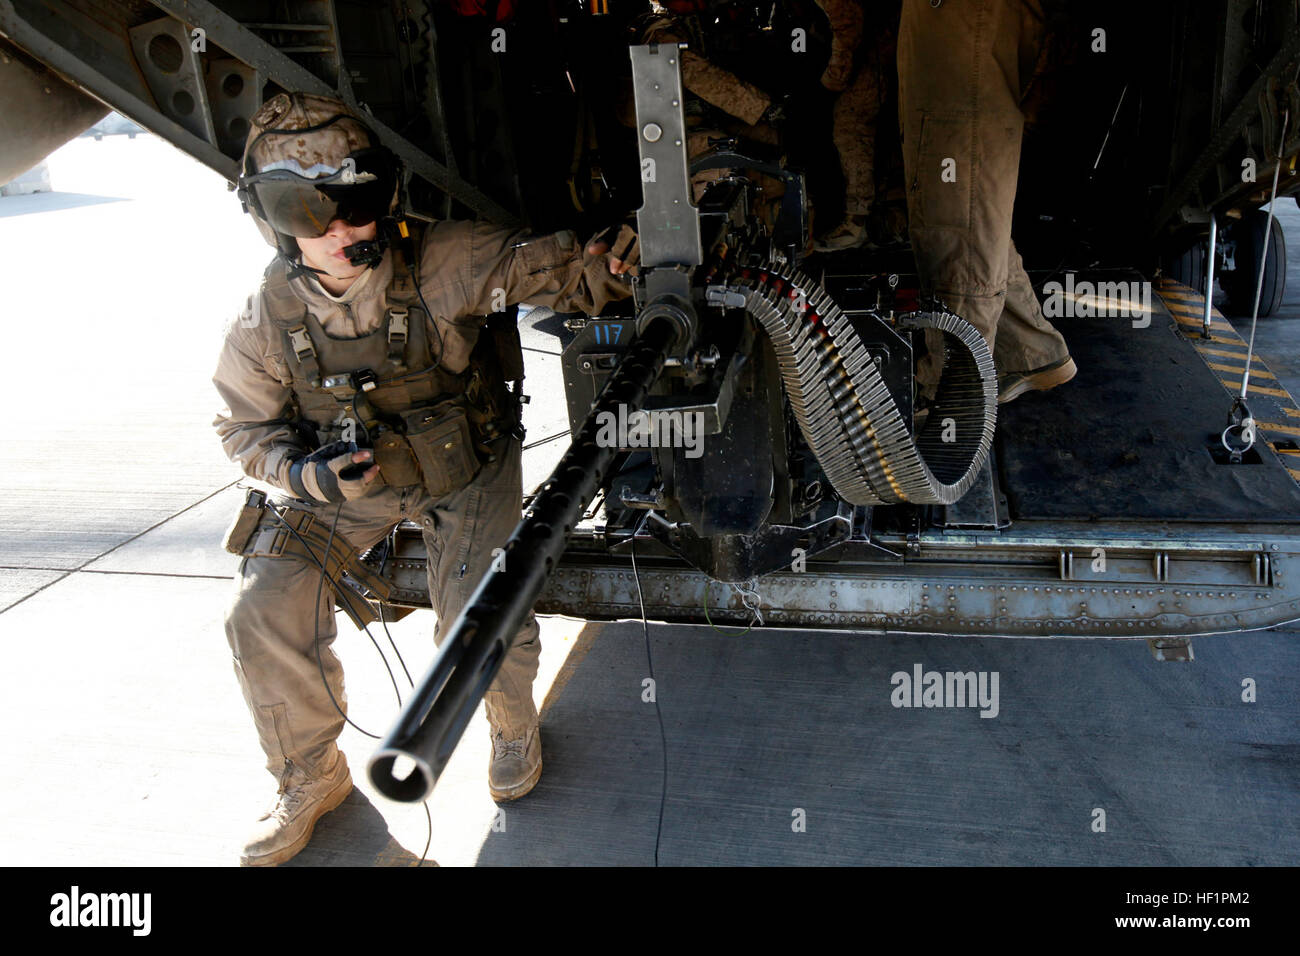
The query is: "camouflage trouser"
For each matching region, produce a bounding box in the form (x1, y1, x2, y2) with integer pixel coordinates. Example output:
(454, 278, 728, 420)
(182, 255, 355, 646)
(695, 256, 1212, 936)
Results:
(899, 0, 1069, 376)
(833, 63, 885, 217)
(224, 437, 540, 779)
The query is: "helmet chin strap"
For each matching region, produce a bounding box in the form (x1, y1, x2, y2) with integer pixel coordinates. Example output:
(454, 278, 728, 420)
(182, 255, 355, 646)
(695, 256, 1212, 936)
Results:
(282, 252, 329, 281)
(269, 232, 328, 281)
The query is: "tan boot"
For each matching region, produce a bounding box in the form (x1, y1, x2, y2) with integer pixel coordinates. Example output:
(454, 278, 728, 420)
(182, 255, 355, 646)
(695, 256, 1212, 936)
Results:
(997, 356, 1077, 405)
(488, 723, 542, 802)
(240, 751, 352, 867)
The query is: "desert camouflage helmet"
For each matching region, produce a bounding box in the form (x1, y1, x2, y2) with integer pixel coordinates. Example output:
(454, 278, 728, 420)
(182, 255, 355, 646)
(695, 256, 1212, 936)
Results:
(239, 92, 397, 254)
(244, 93, 373, 177)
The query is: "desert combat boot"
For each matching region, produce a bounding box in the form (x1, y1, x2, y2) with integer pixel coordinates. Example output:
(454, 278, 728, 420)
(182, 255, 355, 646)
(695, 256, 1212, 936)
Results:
(997, 356, 1078, 405)
(240, 750, 352, 866)
(489, 723, 543, 802)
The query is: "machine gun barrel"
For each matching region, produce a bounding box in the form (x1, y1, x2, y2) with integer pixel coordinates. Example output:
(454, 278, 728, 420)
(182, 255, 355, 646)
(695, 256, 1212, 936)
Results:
(368, 316, 677, 802)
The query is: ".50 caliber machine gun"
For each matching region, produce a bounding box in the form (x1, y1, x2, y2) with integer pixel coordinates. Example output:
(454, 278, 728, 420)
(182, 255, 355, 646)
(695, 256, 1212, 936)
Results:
(367, 43, 998, 803)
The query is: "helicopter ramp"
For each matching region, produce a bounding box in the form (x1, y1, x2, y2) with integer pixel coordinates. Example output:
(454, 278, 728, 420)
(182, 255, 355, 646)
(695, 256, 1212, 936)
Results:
(997, 274, 1300, 523)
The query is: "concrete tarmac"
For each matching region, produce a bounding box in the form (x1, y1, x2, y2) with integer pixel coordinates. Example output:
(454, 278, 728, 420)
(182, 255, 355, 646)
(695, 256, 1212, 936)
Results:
(0, 136, 1295, 866)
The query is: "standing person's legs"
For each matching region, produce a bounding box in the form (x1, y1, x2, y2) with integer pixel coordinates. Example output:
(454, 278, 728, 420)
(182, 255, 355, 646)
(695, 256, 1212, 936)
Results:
(817, 65, 884, 251)
(900, 0, 1061, 342)
(995, 239, 1070, 375)
(835, 66, 882, 220)
(899, 0, 1023, 349)
(992, 0, 1072, 383)
(226, 489, 406, 776)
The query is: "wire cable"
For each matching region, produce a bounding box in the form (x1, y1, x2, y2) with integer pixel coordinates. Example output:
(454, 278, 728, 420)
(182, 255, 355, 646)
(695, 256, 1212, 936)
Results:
(1240, 107, 1290, 402)
(409, 257, 445, 367)
(629, 520, 668, 867)
(308, 505, 387, 734)
(374, 535, 415, 687)
(368, 543, 431, 867)
(378, 603, 415, 687)
(702, 583, 755, 636)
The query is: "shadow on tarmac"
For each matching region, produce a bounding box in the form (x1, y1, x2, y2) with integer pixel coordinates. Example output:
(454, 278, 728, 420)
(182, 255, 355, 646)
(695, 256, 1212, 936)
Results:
(471, 621, 1300, 866)
(285, 787, 430, 867)
(0, 191, 128, 217)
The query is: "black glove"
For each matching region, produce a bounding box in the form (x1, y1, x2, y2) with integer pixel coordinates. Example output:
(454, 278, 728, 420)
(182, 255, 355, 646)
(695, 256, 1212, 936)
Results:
(288, 442, 378, 503)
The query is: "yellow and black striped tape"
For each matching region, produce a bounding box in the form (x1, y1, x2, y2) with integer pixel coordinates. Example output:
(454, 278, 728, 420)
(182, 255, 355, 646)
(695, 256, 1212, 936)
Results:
(1156, 277, 1300, 483)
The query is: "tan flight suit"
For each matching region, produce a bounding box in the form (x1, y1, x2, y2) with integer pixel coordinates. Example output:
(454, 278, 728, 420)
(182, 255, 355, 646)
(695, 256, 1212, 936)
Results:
(214, 221, 630, 780)
(898, 0, 1068, 375)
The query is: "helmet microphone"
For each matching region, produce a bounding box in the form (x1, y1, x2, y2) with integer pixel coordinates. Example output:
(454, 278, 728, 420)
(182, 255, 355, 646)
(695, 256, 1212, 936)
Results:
(342, 236, 388, 268)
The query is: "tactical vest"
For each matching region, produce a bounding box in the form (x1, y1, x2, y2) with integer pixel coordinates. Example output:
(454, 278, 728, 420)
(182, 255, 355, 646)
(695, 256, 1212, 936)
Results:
(259, 246, 523, 498)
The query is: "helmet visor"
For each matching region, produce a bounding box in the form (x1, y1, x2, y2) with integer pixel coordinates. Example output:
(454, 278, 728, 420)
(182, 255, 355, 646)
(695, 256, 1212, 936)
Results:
(242, 147, 397, 238)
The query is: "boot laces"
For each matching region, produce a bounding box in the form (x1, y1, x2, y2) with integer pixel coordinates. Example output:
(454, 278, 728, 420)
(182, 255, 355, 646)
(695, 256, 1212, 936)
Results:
(266, 761, 318, 820)
(267, 786, 308, 822)
(492, 729, 529, 759)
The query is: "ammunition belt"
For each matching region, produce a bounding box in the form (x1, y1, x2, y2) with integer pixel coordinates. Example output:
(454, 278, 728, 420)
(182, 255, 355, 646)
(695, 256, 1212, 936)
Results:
(723, 264, 997, 505)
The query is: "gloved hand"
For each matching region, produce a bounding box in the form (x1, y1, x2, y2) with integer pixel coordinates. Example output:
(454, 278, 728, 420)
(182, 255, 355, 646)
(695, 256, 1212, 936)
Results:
(587, 222, 640, 275)
(760, 99, 788, 126)
(288, 442, 379, 504)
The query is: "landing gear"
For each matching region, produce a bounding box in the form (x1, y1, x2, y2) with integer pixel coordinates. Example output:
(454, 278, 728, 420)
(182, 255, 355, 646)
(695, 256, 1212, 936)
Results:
(1222, 209, 1287, 318)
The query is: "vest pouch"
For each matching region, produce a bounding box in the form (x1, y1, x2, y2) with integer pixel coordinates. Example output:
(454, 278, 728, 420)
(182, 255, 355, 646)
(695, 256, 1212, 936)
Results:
(402, 400, 481, 499)
(372, 428, 422, 488)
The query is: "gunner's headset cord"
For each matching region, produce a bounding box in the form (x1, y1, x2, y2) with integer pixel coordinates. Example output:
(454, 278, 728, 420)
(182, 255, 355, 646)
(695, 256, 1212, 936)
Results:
(269, 502, 433, 866)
